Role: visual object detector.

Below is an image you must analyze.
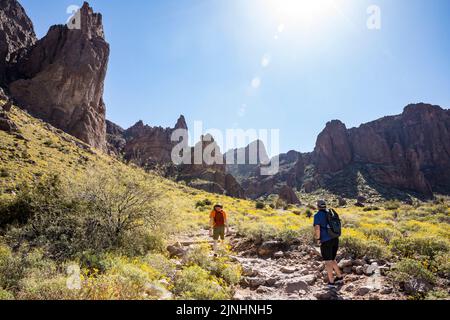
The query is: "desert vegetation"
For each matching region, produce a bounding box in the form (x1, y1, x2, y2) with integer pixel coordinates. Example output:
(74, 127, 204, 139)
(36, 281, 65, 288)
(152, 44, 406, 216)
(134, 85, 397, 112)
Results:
(0, 107, 449, 300)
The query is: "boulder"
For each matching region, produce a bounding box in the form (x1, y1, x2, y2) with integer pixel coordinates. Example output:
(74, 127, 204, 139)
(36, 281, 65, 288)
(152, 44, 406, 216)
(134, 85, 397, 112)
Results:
(337, 197, 347, 207)
(257, 241, 288, 258)
(298, 274, 316, 285)
(280, 266, 297, 274)
(273, 251, 284, 259)
(0, 111, 18, 133)
(403, 279, 433, 295)
(2, 100, 12, 112)
(314, 289, 338, 300)
(285, 279, 309, 293)
(355, 286, 372, 296)
(167, 244, 186, 258)
(338, 259, 353, 269)
(355, 266, 364, 275)
(278, 186, 301, 205)
(364, 262, 378, 276)
(242, 277, 266, 289)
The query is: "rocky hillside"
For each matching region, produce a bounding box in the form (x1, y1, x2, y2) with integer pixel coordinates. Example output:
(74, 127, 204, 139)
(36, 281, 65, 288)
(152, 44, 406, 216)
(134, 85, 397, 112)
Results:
(229, 104, 450, 201)
(0, 1, 109, 150)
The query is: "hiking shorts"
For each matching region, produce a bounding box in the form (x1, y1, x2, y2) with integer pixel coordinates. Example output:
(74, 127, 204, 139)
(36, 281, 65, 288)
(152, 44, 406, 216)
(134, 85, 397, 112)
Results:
(320, 238, 339, 261)
(213, 225, 225, 240)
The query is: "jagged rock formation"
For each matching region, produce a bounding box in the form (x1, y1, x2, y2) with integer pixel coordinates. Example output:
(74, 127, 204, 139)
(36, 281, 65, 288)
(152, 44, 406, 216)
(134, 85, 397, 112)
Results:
(0, 101, 19, 134)
(225, 145, 306, 199)
(278, 185, 301, 205)
(121, 115, 187, 166)
(178, 134, 246, 198)
(0, 0, 37, 86)
(1, 1, 109, 150)
(106, 118, 245, 198)
(228, 104, 450, 199)
(105, 120, 126, 155)
(312, 103, 449, 197)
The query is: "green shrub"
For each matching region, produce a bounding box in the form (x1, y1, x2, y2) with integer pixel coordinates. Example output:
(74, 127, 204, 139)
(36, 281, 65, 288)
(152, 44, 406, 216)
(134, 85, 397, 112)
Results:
(195, 199, 212, 208)
(426, 290, 449, 300)
(305, 209, 313, 218)
(0, 288, 14, 300)
(363, 206, 380, 212)
(431, 253, 450, 279)
(255, 202, 265, 210)
(143, 253, 176, 277)
(0, 168, 9, 178)
(340, 234, 388, 259)
(0, 246, 25, 291)
(384, 200, 401, 210)
(391, 236, 449, 261)
(3, 171, 169, 260)
(184, 244, 241, 286)
(390, 258, 436, 298)
(173, 265, 230, 300)
(236, 222, 278, 243)
(16, 276, 75, 300)
(361, 226, 401, 245)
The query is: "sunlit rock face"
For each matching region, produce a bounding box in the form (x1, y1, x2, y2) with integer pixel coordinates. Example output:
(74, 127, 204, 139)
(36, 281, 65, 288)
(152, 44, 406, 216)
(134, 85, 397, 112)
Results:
(6, 2, 109, 150)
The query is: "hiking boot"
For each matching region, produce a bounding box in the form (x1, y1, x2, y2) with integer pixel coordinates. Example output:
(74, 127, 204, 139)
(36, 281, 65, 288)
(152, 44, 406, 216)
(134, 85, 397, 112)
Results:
(327, 282, 337, 288)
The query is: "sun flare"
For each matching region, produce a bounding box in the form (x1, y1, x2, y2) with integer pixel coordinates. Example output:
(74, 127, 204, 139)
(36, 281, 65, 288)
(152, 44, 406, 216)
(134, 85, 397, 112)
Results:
(266, 0, 336, 29)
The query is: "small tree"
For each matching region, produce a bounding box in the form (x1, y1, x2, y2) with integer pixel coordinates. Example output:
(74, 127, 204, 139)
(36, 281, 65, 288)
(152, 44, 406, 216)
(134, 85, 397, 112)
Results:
(81, 170, 166, 248)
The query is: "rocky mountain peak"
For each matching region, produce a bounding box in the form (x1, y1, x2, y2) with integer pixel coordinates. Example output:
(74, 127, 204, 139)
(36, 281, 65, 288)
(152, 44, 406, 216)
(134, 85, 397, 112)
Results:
(175, 115, 187, 130)
(314, 119, 352, 173)
(5, 1, 110, 150)
(78, 1, 105, 39)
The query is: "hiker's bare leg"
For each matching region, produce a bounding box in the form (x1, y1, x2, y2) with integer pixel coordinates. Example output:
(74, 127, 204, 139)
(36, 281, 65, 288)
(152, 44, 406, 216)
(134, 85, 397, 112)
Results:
(332, 261, 342, 277)
(325, 261, 335, 283)
(213, 240, 218, 252)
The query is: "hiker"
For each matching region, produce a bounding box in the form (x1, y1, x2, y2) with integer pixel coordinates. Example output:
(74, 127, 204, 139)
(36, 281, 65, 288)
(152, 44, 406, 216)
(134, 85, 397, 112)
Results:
(209, 203, 229, 252)
(313, 199, 343, 286)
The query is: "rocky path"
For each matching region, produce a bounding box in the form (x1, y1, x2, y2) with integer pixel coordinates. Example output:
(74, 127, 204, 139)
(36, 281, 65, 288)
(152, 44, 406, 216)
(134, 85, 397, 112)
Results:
(172, 231, 403, 300)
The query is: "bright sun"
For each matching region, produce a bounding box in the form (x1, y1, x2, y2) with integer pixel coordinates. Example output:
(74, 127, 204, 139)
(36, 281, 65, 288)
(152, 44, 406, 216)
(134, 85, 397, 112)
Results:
(266, 0, 336, 28)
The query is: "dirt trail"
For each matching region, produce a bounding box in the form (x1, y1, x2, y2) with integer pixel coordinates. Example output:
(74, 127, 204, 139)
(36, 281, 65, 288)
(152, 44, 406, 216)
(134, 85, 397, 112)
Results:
(174, 230, 402, 300)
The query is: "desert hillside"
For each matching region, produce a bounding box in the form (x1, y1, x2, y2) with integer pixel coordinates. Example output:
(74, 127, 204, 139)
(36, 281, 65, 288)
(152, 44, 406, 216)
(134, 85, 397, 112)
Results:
(1, 104, 449, 300)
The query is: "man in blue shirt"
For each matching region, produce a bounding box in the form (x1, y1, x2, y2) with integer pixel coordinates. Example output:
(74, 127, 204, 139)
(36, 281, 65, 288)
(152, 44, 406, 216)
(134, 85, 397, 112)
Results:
(313, 199, 343, 285)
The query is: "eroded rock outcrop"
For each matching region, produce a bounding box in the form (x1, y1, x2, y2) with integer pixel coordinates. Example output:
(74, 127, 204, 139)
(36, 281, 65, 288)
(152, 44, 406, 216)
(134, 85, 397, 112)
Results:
(313, 120, 353, 173)
(0, 0, 37, 86)
(5, 2, 109, 150)
(228, 103, 450, 198)
(314, 103, 449, 196)
(278, 185, 301, 205)
(122, 115, 187, 166)
(179, 134, 245, 198)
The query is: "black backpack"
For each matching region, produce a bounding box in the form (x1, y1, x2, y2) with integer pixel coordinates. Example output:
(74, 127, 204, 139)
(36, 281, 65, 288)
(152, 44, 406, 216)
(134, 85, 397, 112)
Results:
(326, 209, 342, 239)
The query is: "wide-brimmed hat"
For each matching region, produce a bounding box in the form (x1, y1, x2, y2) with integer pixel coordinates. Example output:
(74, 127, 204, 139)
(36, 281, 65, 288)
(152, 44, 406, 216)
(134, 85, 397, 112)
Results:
(214, 203, 223, 209)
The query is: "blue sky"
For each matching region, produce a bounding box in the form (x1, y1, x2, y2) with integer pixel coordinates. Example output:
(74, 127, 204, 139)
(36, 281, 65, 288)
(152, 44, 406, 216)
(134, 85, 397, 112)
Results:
(20, 0, 450, 153)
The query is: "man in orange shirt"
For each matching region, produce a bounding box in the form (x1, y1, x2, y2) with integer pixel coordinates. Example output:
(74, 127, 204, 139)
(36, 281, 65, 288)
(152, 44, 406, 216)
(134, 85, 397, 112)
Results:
(209, 203, 230, 252)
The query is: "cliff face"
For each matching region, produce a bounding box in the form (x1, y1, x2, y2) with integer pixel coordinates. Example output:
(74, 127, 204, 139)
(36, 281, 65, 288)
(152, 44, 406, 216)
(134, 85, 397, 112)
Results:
(107, 118, 246, 198)
(228, 103, 450, 199)
(0, 0, 37, 86)
(1, 1, 109, 150)
(179, 134, 245, 198)
(312, 103, 449, 196)
(121, 116, 188, 166)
